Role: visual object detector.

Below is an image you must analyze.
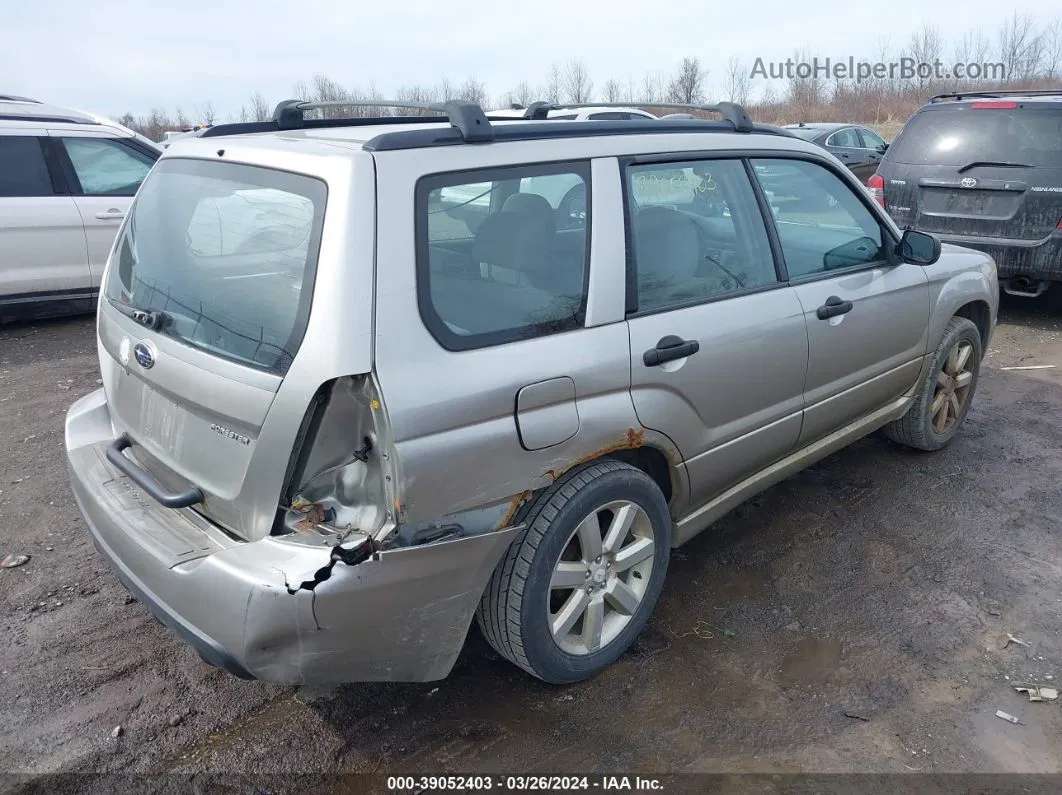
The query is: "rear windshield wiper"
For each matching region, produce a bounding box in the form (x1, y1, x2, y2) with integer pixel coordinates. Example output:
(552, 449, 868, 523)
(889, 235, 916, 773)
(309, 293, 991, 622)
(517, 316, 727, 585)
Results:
(109, 300, 171, 331)
(956, 160, 1032, 173)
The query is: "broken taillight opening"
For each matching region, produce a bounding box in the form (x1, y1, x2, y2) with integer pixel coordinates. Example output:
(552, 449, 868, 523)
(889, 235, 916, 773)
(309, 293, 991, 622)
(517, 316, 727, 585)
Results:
(971, 101, 1018, 109)
(866, 173, 886, 209)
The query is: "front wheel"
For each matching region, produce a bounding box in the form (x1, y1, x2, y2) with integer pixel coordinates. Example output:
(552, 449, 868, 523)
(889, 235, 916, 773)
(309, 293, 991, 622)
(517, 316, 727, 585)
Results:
(884, 316, 982, 451)
(476, 460, 671, 684)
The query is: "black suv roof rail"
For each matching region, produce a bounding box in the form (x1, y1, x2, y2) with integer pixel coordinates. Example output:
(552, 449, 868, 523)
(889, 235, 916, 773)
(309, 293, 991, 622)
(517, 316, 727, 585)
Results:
(0, 94, 40, 103)
(520, 100, 754, 132)
(199, 97, 770, 146)
(928, 89, 1062, 103)
(202, 98, 495, 142)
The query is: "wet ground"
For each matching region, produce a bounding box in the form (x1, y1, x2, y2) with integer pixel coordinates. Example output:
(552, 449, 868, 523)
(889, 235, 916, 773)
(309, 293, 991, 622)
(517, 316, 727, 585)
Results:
(1, 293, 1061, 792)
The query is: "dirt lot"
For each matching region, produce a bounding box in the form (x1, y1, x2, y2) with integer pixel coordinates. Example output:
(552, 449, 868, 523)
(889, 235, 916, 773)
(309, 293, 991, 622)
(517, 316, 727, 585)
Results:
(2, 294, 1061, 792)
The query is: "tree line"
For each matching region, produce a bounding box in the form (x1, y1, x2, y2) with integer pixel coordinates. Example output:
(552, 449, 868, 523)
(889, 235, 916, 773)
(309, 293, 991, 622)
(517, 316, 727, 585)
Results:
(116, 12, 1061, 143)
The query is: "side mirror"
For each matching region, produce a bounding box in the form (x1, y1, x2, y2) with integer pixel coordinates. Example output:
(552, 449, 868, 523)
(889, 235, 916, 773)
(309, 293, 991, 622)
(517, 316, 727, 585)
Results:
(878, 142, 889, 153)
(898, 229, 941, 266)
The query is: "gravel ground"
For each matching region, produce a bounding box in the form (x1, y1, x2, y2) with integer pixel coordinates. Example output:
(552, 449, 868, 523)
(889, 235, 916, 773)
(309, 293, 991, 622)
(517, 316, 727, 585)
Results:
(1, 294, 1061, 791)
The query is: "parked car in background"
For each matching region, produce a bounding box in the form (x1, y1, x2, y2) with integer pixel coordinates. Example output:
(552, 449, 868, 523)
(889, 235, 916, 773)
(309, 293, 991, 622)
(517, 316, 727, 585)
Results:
(784, 122, 889, 181)
(0, 96, 161, 321)
(867, 89, 1062, 298)
(65, 99, 997, 688)
(489, 104, 658, 121)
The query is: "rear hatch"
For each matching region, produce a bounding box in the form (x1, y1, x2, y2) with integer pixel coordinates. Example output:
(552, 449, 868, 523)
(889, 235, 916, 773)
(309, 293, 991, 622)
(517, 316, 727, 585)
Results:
(879, 103, 1062, 240)
(97, 155, 329, 540)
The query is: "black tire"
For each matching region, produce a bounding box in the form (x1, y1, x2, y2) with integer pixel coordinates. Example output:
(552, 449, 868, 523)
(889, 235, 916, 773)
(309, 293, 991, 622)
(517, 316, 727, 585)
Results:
(476, 460, 671, 684)
(883, 316, 982, 451)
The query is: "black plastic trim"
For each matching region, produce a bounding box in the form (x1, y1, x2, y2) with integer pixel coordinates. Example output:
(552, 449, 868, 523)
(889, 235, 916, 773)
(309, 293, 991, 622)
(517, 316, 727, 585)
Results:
(106, 435, 204, 509)
(366, 119, 796, 151)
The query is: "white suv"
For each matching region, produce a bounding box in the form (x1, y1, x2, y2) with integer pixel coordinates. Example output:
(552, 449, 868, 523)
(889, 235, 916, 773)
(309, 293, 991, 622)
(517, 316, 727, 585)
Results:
(488, 104, 658, 121)
(0, 96, 161, 321)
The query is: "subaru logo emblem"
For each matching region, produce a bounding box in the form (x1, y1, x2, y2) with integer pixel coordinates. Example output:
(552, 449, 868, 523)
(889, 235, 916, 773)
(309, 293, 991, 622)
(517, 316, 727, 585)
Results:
(133, 342, 156, 369)
(960, 177, 977, 188)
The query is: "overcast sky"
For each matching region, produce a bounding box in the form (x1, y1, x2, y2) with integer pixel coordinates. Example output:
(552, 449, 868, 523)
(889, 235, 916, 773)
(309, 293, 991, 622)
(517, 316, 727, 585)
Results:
(4, 0, 1057, 120)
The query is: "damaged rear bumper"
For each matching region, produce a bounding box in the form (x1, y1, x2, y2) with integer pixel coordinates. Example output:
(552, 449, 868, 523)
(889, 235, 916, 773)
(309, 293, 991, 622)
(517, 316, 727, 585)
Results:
(65, 388, 520, 685)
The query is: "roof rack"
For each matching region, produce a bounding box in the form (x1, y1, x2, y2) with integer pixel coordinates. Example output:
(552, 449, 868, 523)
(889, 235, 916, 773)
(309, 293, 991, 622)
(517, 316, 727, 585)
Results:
(202, 98, 495, 142)
(520, 101, 754, 132)
(928, 89, 1062, 103)
(0, 94, 40, 103)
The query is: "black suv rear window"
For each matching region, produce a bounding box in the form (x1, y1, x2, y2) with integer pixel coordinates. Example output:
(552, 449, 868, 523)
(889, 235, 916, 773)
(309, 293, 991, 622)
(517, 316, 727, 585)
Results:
(887, 106, 1062, 168)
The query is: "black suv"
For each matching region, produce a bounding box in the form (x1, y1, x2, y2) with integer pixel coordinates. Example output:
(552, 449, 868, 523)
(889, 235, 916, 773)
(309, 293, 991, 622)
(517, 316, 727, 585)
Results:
(869, 90, 1062, 297)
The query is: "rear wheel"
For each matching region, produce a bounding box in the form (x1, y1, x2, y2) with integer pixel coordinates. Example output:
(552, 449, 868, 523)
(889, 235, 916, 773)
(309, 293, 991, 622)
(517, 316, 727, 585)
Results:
(884, 316, 982, 451)
(476, 460, 670, 684)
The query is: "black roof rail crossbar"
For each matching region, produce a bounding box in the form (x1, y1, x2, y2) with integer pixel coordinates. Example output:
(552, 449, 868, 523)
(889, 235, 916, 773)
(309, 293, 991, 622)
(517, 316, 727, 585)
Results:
(364, 117, 792, 152)
(270, 98, 494, 142)
(928, 89, 1062, 102)
(520, 101, 755, 132)
(200, 112, 516, 140)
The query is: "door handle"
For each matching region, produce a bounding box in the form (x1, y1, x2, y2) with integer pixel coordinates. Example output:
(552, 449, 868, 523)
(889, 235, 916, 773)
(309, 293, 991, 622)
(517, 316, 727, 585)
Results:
(95, 210, 125, 220)
(816, 295, 854, 320)
(643, 334, 700, 367)
(839, 152, 851, 159)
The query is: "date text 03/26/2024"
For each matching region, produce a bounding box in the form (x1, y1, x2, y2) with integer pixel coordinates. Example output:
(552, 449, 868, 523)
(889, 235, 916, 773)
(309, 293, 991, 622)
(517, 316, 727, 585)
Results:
(386, 776, 664, 791)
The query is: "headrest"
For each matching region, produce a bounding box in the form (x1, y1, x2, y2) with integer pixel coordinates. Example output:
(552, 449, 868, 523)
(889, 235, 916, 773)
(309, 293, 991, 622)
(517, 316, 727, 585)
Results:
(502, 192, 557, 236)
(472, 210, 553, 275)
(633, 206, 700, 284)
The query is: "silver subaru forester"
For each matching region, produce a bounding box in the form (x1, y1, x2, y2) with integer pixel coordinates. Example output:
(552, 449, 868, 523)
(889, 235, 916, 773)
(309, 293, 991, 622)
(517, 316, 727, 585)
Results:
(65, 99, 999, 685)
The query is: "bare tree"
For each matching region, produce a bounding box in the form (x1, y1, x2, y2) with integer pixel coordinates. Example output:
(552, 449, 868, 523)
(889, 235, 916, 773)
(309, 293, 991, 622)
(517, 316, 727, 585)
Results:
(562, 58, 594, 104)
(249, 91, 270, 122)
(909, 24, 944, 90)
(174, 107, 191, 129)
(998, 12, 1046, 83)
(601, 78, 623, 103)
(458, 77, 487, 105)
(640, 71, 666, 103)
(194, 101, 216, 126)
(1041, 18, 1062, 79)
(539, 62, 562, 103)
(502, 80, 534, 107)
(667, 56, 706, 104)
(723, 56, 753, 105)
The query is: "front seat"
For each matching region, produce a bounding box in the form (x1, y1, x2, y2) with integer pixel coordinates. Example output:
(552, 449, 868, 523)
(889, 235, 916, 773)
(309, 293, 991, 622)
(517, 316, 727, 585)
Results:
(632, 206, 701, 310)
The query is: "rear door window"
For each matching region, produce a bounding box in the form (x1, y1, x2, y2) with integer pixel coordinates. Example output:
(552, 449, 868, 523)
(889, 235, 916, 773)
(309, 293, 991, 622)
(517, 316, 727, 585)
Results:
(826, 128, 860, 148)
(105, 158, 326, 374)
(0, 136, 54, 197)
(626, 158, 778, 312)
(418, 162, 590, 350)
(60, 137, 156, 196)
(887, 107, 1062, 168)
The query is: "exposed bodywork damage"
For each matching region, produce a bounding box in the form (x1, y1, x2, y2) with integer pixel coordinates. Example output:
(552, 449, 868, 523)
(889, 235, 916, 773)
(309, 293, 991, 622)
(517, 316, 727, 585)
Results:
(283, 534, 377, 594)
(491, 428, 659, 530)
(542, 427, 647, 482)
(274, 375, 402, 546)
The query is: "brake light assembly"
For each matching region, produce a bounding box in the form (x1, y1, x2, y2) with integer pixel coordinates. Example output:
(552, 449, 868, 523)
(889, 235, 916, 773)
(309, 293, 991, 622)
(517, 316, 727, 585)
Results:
(866, 173, 886, 209)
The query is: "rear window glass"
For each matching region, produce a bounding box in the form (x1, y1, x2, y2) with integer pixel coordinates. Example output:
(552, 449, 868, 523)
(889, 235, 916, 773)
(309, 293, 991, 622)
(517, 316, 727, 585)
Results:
(104, 158, 326, 374)
(887, 107, 1062, 168)
(417, 162, 590, 351)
